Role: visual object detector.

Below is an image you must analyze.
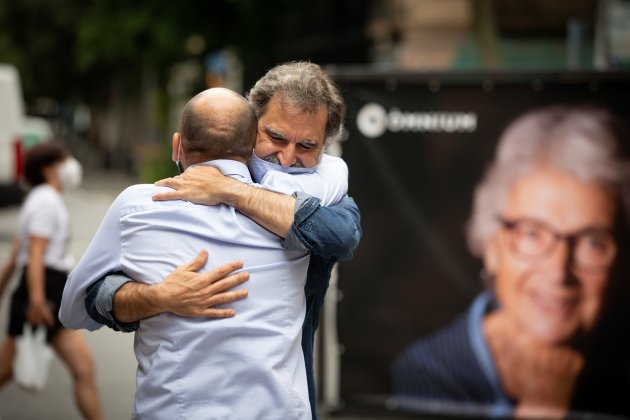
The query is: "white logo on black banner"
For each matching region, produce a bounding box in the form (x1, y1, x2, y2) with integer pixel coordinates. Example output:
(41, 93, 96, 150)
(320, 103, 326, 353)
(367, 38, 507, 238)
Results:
(356, 102, 477, 138)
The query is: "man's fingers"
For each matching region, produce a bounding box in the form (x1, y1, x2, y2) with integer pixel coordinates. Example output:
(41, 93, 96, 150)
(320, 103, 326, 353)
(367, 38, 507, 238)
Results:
(204, 261, 245, 284)
(205, 289, 249, 307)
(180, 250, 209, 272)
(168, 287, 248, 317)
(152, 190, 186, 201)
(154, 176, 181, 188)
(206, 271, 250, 294)
(174, 306, 237, 318)
(201, 308, 237, 318)
(152, 176, 188, 201)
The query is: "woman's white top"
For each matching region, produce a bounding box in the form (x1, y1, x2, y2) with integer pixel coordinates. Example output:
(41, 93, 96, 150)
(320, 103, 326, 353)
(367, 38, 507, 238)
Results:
(17, 183, 73, 272)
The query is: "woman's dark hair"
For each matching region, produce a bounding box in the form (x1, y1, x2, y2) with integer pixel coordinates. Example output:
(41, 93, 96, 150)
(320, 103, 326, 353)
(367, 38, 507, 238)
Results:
(23, 142, 67, 187)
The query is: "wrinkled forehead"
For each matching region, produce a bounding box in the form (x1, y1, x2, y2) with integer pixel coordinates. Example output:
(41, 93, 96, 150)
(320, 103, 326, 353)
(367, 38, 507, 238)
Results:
(259, 97, 327, 141)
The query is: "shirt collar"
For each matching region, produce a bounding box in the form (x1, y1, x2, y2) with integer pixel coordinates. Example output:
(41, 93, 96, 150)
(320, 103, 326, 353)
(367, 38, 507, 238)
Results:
(467, 290, 514, 412)
(188, 160, 253, 184)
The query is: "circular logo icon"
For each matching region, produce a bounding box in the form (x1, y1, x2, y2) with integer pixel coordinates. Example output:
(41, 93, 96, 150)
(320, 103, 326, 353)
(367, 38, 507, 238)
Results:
(356, 103, 387, 138)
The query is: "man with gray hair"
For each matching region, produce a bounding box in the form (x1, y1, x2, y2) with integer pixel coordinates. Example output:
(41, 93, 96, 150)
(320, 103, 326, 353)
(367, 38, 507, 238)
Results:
(392, 105, 630, 419)
(63, 62, 361, 419)
(61, 87, 324, 418)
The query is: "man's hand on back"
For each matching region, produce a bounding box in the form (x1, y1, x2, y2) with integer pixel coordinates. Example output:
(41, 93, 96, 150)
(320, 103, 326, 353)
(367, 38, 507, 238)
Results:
(152, 165, 243, 205)
(113, 250, 249, 322)
(155, 249, 249, 317)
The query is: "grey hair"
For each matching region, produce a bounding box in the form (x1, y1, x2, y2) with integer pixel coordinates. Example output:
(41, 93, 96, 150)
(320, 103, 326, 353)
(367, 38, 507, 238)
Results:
(246, 61, 346, 142)
(466, 105, 630, 257)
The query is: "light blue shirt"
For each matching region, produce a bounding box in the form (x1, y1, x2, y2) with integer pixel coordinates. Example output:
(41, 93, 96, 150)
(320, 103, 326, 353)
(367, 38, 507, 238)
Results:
(59, 160, 313, 419)
(467, 291, 513, 417)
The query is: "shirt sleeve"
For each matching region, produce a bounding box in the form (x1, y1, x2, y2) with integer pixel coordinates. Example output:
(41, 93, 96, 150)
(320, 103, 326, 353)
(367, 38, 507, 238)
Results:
(58, 191, 126, 330)
(283, 193, 362, 262)
(260, 155, 348, 207)
(85, 273, 139, 332)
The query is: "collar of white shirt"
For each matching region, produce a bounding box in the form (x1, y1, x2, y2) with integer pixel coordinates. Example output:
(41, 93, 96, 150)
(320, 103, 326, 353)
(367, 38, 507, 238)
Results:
(188, 159, 253, 185)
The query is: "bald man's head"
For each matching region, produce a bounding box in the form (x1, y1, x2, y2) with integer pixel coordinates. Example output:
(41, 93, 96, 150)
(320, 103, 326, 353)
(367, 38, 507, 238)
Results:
(178, 88, 257, 166)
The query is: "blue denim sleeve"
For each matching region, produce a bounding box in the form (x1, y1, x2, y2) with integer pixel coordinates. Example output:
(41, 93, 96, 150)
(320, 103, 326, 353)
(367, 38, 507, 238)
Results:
(283, 192, 361, 261)
(85, 273, 139, 333)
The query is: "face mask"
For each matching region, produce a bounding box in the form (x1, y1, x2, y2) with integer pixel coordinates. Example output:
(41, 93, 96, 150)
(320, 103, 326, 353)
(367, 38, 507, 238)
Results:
(249, 151, 316, 183)
(58, 156, 83, 190)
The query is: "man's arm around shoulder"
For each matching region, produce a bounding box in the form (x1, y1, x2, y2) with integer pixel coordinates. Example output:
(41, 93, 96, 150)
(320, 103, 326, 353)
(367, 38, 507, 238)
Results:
(285, 193, 361, 262)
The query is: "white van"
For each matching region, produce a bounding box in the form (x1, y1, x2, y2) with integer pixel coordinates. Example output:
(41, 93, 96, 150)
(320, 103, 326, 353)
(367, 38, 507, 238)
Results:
(0, 64, 26, 206)
(0, 64, 55, 206)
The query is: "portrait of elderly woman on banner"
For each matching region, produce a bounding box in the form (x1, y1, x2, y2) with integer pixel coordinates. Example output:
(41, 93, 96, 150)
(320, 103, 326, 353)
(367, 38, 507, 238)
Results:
(392, 105, 630, 419)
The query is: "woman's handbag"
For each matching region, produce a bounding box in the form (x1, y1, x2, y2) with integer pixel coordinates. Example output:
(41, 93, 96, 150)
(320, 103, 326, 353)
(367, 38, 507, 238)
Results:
(12, 323, 53, 392)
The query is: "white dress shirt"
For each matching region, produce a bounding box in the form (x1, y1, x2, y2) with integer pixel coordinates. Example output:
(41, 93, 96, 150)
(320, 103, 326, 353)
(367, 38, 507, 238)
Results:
(251, 153, 348, 207)
(60, 160, 320, 419)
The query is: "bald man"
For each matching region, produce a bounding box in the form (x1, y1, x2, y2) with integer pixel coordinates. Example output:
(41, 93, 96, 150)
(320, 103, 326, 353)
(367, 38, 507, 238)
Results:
(60, 88, 313, 419)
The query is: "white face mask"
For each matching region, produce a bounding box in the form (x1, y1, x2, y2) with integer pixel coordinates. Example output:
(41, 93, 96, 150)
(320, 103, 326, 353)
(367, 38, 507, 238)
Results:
(57, 156, 83, 190)
(248, 151, 316, 183)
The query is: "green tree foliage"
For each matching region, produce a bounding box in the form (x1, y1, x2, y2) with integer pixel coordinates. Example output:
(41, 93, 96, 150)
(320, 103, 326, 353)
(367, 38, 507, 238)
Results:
(0, 0, 85, 99)
(0, 0, 370, 102)
(0, 0, 241, 101)
(0, 0, 370, 177)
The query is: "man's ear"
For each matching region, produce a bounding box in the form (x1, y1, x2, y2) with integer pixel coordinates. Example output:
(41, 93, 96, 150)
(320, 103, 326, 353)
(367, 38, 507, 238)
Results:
(172, 133, 181, 162)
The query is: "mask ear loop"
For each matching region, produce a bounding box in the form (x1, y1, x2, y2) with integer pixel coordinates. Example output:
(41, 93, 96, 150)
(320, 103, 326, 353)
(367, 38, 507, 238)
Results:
(175, 143, 185, 174)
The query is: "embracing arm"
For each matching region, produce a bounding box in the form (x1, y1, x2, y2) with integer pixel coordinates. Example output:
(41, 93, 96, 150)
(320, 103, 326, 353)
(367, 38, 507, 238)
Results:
(152, 162, 360, 258)
(153, 167, 296, 237)
(95, 167, 359, 328)
(152, 155, 349, 238)
(285, 193, 362, 261)
(220, 181, 296, 238)
(228, 155, 350, 236)
(256, 154, 349, 207)
(85, 250, 250, 331)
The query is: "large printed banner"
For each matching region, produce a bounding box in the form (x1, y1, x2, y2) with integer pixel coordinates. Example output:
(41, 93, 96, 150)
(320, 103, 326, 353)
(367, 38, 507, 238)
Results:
(332, 71, 630, 418)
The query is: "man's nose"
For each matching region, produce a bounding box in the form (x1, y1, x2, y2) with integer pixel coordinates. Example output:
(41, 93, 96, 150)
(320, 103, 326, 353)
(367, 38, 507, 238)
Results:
(277, 144, 297, 167)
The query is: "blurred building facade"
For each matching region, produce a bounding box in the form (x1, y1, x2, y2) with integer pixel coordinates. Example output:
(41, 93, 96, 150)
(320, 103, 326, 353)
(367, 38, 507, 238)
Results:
(10, 0, 627, 179)
(366, 0, 623, 71)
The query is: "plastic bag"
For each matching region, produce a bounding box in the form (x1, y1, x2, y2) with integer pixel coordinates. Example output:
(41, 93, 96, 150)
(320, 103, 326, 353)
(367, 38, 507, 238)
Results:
(12, 323, 53, 392)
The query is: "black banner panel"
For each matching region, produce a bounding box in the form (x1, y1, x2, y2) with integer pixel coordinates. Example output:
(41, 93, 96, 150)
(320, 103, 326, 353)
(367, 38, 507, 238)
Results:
(332, 70, 630, 419)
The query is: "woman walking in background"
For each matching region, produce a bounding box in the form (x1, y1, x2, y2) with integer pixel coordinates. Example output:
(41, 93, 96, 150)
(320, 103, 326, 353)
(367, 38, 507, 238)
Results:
(0, 142, 104, 420)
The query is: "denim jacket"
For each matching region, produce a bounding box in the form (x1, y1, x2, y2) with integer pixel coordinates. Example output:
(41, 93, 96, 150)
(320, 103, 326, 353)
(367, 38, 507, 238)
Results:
(83, 192, 361, 419)
(288, 193, 361, 419)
